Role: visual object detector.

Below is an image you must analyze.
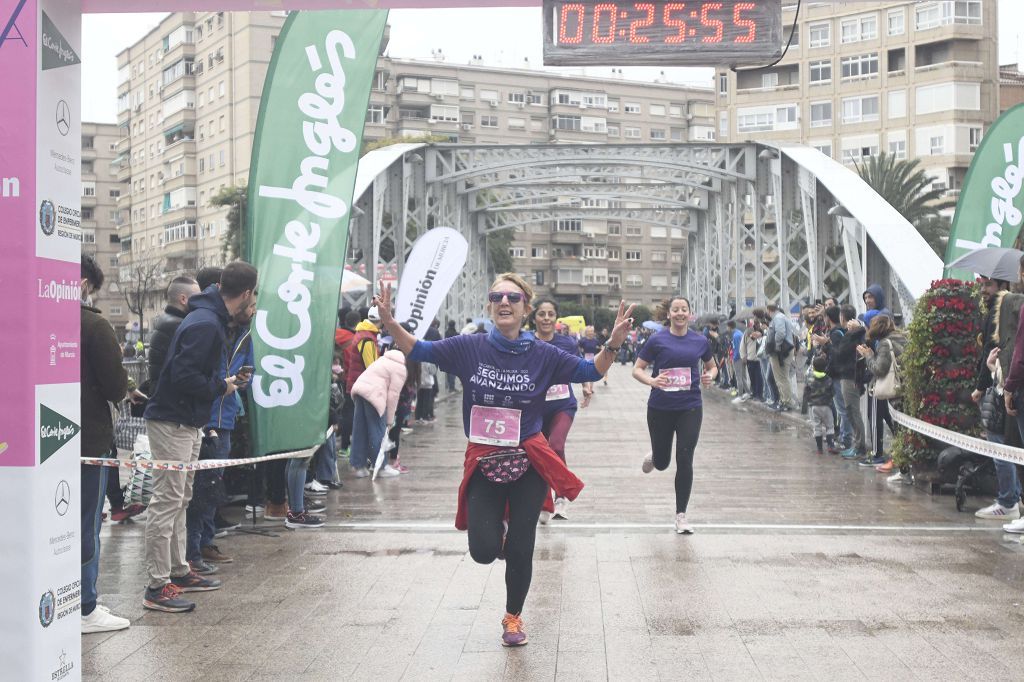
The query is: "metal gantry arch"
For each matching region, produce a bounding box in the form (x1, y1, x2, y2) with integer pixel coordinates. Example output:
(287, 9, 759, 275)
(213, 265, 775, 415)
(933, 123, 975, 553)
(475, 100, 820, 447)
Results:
(348, 142, 941, 325)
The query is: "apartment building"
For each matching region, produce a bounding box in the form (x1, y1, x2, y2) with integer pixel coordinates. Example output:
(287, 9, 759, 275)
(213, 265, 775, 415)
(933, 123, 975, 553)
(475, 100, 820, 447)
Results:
(116, 11, 714, 324)
(81, 121, 128, 328)
(717, 0, 998, 198)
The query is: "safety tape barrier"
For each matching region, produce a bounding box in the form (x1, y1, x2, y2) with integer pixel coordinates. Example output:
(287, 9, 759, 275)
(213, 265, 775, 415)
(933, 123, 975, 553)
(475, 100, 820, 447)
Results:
(889, 407, 1024, 467)
(81, 446, 319, 471)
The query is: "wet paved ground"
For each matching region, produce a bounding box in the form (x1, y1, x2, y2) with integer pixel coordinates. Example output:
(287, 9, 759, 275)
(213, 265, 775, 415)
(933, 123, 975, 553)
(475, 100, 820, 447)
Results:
(86, 364, 1024, 680)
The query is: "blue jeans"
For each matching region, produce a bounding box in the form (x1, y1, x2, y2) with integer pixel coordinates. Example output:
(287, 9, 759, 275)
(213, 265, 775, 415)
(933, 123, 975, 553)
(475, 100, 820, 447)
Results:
(286, 455, 311, 513)
(995, 428, 1023, 509)
(186, 431, 230, 561)
(760, 358, 777, 404)
(831, 379, 853, 446)
(81, 453, 110, 616)
(350, 395, 387, 470)
(313, 432, 337, 483)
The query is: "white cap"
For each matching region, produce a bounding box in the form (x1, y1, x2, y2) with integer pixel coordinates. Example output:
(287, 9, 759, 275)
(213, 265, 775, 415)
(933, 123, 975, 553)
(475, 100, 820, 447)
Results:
(367, 305, 381, 323)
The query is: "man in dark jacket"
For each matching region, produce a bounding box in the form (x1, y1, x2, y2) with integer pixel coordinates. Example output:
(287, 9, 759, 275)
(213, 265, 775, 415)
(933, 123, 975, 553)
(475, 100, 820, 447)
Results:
(146, 276, 200, 389)
(80, 255, 131, 633)
(835, 305, 867, 458)
(142, 261, 257, 613)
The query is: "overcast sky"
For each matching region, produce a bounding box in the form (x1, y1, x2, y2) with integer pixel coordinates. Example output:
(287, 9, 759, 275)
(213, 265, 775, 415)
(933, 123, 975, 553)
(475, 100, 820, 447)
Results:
(81, 2, 1024, 123)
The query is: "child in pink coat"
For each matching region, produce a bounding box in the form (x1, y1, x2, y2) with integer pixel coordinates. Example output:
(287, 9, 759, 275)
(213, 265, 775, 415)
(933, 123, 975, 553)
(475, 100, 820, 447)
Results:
(349, 349, 407, 477)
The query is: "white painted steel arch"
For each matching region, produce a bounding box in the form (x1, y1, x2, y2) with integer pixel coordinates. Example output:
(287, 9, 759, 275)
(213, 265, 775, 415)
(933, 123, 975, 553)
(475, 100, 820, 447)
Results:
(349, 142, 941, 323)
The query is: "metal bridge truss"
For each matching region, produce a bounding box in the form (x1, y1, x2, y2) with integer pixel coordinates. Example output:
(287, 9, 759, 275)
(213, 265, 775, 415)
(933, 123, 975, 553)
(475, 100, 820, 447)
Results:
(348, 142, 930, 324)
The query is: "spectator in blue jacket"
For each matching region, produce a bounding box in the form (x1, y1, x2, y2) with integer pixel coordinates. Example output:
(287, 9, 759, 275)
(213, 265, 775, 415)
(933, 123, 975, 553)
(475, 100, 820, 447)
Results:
(142, 261, 257, 613)
(860, 284, 891, 328)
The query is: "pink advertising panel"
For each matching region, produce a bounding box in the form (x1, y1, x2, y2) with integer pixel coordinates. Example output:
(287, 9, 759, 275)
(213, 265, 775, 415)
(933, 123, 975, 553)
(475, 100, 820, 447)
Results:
(84, 0, 539, 9)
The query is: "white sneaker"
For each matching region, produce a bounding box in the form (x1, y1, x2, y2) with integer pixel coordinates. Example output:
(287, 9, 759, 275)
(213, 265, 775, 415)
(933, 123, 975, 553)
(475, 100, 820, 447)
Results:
(377, 464, 401, 478)
(553, 497, 569, 520)
(538, 510, 551, 525)
(244, 504, 265, 515)
(82, 604, 130, 633)
(674, 513, 694, 535)
(1002, 517, 1024, 534)
(304, 480, 329, 493)
(351, 466, 370, 478)
(641, 452, 654, 474)
(731, 395, 744, 404)
(975, 502, 1020, 520)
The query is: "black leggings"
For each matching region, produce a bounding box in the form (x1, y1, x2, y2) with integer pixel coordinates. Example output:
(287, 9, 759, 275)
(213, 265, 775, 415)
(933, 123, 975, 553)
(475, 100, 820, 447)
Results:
(871, 397, 895, 455)
(466, 467, 548, 615)
(647, 406, 702, 513)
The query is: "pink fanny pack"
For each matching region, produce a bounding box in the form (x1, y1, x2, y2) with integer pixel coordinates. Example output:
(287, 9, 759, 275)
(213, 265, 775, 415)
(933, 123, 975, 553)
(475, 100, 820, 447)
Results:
(476, 448, 530, 484)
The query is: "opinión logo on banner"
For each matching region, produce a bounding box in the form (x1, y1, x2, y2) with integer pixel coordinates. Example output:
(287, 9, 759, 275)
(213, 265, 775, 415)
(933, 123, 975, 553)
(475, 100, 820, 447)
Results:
(395, 227, 468, 340)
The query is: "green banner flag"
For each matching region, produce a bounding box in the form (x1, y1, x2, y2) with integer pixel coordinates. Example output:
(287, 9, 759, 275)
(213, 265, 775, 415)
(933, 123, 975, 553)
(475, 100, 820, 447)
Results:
(944, 103, 1024, 279)
(247, 10, 387, 456)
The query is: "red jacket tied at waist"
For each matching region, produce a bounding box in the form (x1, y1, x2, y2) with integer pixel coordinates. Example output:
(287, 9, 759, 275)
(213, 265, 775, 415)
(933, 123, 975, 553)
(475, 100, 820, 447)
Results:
(455, 432, 584, 530)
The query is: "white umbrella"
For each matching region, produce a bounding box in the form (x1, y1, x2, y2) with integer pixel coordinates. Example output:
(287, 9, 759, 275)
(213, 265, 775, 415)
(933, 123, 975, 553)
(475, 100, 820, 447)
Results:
(371, 433, 395, 480)
(340, 269, 371, 293)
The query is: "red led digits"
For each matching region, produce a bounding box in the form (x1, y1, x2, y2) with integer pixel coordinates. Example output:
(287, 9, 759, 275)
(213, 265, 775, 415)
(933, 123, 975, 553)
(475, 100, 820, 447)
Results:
(559, 3, 586, 44)
(663, 3, 688, 44)
(630, 2, 655, 43)
(700, 2, 724, 43)
(733, 2, 756, 43)
(592, 3, 618, 43)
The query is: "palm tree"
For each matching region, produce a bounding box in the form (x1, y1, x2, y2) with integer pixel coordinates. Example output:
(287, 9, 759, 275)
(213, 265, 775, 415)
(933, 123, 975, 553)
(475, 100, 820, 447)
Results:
(854, 152, 955, 256)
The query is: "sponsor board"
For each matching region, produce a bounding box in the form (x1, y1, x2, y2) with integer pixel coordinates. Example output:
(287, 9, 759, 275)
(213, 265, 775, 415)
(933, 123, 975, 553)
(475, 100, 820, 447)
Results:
(36, 383, 80, 467)
(51, 650, 74, 681)
(39, 579, 80, 628)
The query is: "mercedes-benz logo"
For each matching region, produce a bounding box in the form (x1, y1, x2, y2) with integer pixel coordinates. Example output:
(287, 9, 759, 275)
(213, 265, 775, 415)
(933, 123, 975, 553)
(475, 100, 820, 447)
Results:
(55, 99, 70, 136)
(54, 480, 70, 516)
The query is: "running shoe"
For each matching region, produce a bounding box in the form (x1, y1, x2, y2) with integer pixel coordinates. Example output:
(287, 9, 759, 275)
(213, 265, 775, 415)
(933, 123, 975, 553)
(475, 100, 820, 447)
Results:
(839, 447, 860, 459)
(553, 497, 569, 520)
(171, 571, 222, 593)
(109, 503, 145, 522)
(377, 464, 401, 478)
(144, 584, 195, 613)
(82, 604, 130, 633)
(304, 480, 329, 495)
(304, 499, 327, 513)
(501, 613, 528, 647)
(285, 511, 324, 529)
(1002, 517, 1024, 534)
(201, 544, 233, 563)
(244, 504, 265, 516)
(351, 466, 370, 478)
(189, 559, 219, 575)
(674, 513, 694, 535)
(858, 455, 887, 468)
(975, 502, 1020, 520)
(641, 452, 654, 474)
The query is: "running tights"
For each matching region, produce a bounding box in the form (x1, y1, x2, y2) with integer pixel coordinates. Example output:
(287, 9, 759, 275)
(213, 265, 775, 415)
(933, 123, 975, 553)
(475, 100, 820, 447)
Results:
(466, 467, 548, 615)
(542, 410, 574, 463)
(647, 406, 703, 513)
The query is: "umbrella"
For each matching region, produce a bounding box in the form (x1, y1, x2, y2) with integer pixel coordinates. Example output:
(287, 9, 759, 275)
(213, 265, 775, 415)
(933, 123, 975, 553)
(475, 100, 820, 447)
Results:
(948, 247, 1024, 282)
(695, 313, 725, 328)
(340, 269, 372, 293)
(730, 308, 757, 322)
(372, 433, 396, 480)
(642, 320, 663, 331)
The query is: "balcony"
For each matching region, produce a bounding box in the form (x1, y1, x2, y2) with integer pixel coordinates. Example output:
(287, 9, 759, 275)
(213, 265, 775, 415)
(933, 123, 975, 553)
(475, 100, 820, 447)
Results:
(162, 39, 195, 67)
(550, 281, 610, 296)
(163, 136, 196, 157)
(160, 73, 195, 100)
(115, 136, 131, 155)
(550, 230, 587, 245)
(160, 172, 195, 193)
(161, 106, 196, 135)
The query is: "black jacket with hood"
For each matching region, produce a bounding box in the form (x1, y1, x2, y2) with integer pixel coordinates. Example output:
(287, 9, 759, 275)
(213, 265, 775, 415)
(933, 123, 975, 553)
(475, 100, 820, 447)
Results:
(144, 286, 230, 428)
(147, 305, 188, 386)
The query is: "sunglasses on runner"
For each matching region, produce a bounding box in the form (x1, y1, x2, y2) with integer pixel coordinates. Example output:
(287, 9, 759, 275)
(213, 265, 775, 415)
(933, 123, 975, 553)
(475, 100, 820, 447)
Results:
(488, 291, 524, 304)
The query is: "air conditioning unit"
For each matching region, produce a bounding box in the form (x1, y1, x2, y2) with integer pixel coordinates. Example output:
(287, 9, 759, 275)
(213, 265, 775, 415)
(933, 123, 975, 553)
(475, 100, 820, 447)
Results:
(549, 128, 557, 136)
(428, 118, 437, 124)
(686, 113, 694, 121)
(489, 100, 498, 107)
(461, 123, 472, 131)
(433, 93, 445, 100)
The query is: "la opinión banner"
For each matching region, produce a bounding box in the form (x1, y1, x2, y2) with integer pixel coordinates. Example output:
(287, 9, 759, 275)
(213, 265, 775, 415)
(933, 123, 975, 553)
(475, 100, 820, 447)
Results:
(395, 227, 469, 340)
(944, 104, 1024, 279)
(247, 10, 388, 456)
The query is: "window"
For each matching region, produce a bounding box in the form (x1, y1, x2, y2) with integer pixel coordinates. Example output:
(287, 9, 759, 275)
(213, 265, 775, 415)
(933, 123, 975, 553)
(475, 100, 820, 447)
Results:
(583, 246, 607, 259)
(608, 273, 621, 287)
(888, 138, 906, 160)
(479, 89, 499, 103)
(651, 251, 666, 262)
(507, 116, 526, 129)
(625, 274, 643, 287)
(810, 102, 832, 127)
(650, 104, 666, 116)
(969, 126, 982, 152)
(366, 105, 385, 124)
(809, 60, 832, 83)
(607, 222, 621, 236)
(670, 127, 685, 141)
(431, 79, 458, 97)
(625, 224, 643, 237)
(841, 53, 879, 79)
(669, 104, 683, 117)
(431, 104, 459, 122)
(719, 111, 729, 139)
(930, 135, 945, 155)
(840, 14, 877, 43)
(81, 207, 94, 220)
(527, 93, 543, 105)
(531, 246, 547, 258)
(624, 102, 641, 114)
(625, 250, 642, 261)
(762, 73, 778, 89)
(608, 248, 620, 260)
(218, 80, 225, 97)
(738, 111, 773, 132)
(776, 105, 797, 126)
(607, 124, 620, 138)
(552, 115, 581, 131)
(718, 73, 728, 95)
(507, 91, 526, 104)
(916, 82, 980, 114)
(650, 128, 666, 140)
(624, 127, 641, 139)
(533, 270, 545, 286)
(607, 99, 619, 113)
(651, 275, 668, 288)
(556, 219, 581, 232)
(916, 1, 982, 30)
(809, 22, 830, 48)
(887, 9, 905, 35)
(888, 90, 907, 119)
(480, 115, 498, 128)
(109, 189, 120, 199)
(508, 247, 525, 258)
(841, 95, 879, 123)
(199, 157, 205, 172)
(82, 182, 96, 197)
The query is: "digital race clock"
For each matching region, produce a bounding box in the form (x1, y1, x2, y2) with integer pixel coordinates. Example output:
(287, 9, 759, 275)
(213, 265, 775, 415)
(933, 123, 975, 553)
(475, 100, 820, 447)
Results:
(543, 0, 784, 66)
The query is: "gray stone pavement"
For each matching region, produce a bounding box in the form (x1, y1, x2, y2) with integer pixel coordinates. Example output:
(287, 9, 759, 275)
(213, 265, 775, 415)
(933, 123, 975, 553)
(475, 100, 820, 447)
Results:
(86, 363, 1024, 681)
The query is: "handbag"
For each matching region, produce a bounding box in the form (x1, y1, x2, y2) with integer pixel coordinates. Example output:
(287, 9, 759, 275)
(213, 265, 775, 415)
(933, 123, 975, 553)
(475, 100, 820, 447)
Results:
(114, 411, 147, 452)
(870, 339, 902, 400)
(124, 434, 154, 507)
(476, 448, 530, 484)
(980, 386, 1006, 434)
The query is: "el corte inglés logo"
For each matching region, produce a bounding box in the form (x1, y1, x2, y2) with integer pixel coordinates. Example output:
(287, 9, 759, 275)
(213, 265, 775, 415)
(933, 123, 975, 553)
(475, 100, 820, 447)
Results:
(39, 404, 79, 464)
